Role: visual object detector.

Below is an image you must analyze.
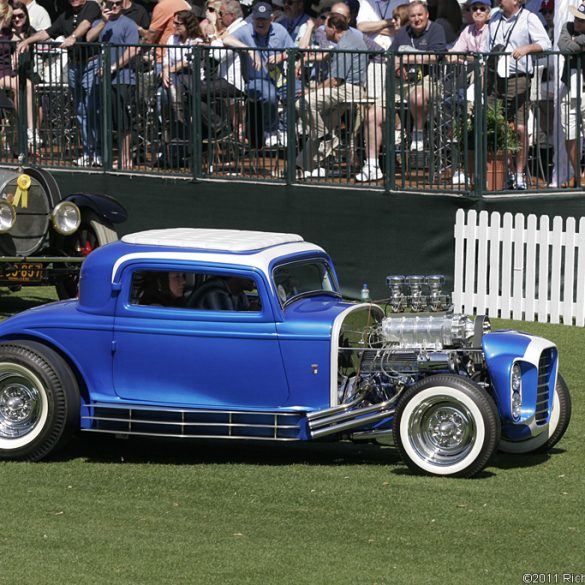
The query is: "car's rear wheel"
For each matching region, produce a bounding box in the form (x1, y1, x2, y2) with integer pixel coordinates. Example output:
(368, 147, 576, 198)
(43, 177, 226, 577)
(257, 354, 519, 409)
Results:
(0, 341, 79, 461)
(55, 211, 118, 299)
(499, 374, 571, 454)
(393, 375, 500, 478)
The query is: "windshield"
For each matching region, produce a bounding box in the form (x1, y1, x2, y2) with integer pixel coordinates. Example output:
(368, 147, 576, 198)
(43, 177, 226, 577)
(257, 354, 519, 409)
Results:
(272, 258, 340, 306)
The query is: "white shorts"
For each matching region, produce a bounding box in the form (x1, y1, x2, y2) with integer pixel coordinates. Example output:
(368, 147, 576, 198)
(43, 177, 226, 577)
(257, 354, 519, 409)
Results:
(560, 85, 585, 141)
(366, 59, 386, 104)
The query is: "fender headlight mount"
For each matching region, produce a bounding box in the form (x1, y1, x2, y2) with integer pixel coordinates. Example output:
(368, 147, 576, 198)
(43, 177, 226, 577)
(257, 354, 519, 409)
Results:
(51, 201, 81, 235)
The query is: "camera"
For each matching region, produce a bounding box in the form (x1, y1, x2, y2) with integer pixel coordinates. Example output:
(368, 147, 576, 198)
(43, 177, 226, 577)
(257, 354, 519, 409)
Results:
(406, 66, 422, 83)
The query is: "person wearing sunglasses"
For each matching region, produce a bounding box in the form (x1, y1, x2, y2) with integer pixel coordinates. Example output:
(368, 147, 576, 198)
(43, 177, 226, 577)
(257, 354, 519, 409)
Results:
(86, 0, 139, 169)
(12, 2, 35, 40)
(223, 2, 298, 148)
(450, 1, 491, 57)
(200, 0, 224, 39)
(145, 0, 191, 67)
(446, 0, 492, 186)
(0, 2, 39, 149)
(482, 0, 550, 190)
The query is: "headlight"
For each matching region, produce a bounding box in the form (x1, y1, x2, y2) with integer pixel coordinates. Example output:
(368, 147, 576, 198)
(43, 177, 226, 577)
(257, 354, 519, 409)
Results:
(51, 201, 81, 235)
(511, 363, 522, 421)
(0, 200, 16, 233)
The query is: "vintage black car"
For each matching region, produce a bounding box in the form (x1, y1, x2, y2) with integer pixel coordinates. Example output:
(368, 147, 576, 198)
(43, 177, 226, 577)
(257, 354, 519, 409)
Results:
(0, 166, 126, 298)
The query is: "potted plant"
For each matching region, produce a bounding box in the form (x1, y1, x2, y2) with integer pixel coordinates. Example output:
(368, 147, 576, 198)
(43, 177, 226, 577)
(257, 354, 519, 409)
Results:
(455, 100, 521, 191)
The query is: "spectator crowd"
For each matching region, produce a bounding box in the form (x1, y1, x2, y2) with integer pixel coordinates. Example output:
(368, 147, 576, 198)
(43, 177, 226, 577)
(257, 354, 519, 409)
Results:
(1, 0, 583, 190)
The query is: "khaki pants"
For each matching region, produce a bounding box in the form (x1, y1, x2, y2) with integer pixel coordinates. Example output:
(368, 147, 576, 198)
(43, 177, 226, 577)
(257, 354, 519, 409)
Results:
(296, 82, 366, 171)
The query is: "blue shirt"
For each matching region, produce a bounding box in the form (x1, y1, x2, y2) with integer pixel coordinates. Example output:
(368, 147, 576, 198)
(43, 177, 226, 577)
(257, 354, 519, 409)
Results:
(230, 21, 295, 81)
(330, 29, 368, 87)
(92, 14, 139, 85)
(391, 21, 446, 53)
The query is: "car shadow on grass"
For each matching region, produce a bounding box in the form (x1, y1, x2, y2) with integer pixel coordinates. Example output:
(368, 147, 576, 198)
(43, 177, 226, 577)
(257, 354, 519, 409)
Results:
(52, 433, 403, 467)
(490, 448, 566, 471)
(0, 290, 56, 317)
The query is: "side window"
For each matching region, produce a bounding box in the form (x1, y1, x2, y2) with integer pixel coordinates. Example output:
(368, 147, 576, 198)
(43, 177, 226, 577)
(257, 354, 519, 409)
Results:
(131, 270, 262, 312)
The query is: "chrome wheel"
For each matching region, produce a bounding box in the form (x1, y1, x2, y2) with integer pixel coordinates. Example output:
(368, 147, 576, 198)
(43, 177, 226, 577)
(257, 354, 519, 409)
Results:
(0, 364, 48, 448)
(407, 396, 476, 467)
(393, 375, 500, 477)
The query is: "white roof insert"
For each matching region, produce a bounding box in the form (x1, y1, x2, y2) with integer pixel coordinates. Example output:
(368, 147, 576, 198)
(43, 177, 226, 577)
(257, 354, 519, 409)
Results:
(122, 228, 304, 253)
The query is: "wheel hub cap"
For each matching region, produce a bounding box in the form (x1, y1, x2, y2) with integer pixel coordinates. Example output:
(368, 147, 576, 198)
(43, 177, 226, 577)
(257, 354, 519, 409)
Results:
(408, 396, 477, 467)
(429, 409, 465, 448)
(0, 379, 41, 438)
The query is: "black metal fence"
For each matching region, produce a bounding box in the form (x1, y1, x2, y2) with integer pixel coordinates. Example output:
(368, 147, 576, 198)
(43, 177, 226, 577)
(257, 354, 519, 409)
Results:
(0, 41, 579, 196)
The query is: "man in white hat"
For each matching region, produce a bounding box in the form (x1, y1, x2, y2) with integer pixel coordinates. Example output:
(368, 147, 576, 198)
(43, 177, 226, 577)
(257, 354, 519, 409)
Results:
(483, 0, 551, 189)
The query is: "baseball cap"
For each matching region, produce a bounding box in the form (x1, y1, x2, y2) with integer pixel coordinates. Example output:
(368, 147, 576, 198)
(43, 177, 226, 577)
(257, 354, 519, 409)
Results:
(252, 2, 273, 18)
(468, 0, 491, 7)
(571, 2, 585, 20)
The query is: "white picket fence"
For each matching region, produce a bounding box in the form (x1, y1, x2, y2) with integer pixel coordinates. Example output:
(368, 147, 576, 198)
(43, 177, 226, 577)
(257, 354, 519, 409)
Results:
(453, 209, 585, 326)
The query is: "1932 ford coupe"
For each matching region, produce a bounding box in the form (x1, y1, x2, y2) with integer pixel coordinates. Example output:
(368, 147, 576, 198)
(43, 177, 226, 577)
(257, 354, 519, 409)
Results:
(0, 229, 571, 477)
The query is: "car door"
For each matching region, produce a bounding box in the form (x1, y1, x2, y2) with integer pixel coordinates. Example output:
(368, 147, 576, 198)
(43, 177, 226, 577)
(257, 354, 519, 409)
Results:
(111, 264, 290, 409)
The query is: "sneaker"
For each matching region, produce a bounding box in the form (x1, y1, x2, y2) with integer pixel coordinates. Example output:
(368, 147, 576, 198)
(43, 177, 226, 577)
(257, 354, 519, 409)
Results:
(410, 137, 424, 152)
(27, 128, 41, 147)
(451, 170, 467, 186)
(264, 132, 279, 148)
(355, 164, 383, 182)
(73, 155, 92, 167)
(304, 167, 327, 178)
(410, 130, 425, 152)
(513, 174, 527, 190)
(277, 130, 288, 147)
(92, 155, 103, 167)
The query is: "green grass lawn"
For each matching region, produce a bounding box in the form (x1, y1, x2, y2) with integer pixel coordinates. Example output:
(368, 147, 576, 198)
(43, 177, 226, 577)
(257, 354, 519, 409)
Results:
(0, 288, 583, 585)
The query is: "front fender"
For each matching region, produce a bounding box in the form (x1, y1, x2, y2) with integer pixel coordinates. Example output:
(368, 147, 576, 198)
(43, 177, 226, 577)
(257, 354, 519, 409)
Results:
(483, 330, 558, 439)
(65, 193, 128, 224)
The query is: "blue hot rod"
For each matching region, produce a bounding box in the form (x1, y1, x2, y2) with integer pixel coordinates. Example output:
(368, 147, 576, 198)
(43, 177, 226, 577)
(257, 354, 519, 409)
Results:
(0, 229, 571, 477)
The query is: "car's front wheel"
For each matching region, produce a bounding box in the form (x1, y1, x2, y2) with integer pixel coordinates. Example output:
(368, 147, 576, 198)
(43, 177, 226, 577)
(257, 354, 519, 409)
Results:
(55, 211, 118, 299)
(499, 374, 571, 454)
(393, 375, 500, 478)
(0, 342, 79, 461)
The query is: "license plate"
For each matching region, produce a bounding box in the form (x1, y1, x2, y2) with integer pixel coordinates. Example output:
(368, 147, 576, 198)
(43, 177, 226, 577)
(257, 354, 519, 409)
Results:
(4, 263, 45, 283)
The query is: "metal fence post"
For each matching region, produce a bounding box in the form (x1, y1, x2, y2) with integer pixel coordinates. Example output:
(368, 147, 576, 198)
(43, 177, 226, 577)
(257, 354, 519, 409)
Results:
(17, 50, 28, 162)
(285, 47, 299, 186)
(384, 49, 394, 193)
(102, 43, 112, 172)
(192, 44, 202, 180)
(474, 54, 484, 197)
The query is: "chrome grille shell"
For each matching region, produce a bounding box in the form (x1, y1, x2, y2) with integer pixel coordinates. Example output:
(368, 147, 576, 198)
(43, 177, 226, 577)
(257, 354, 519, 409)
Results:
(536, 349, 555, 426)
